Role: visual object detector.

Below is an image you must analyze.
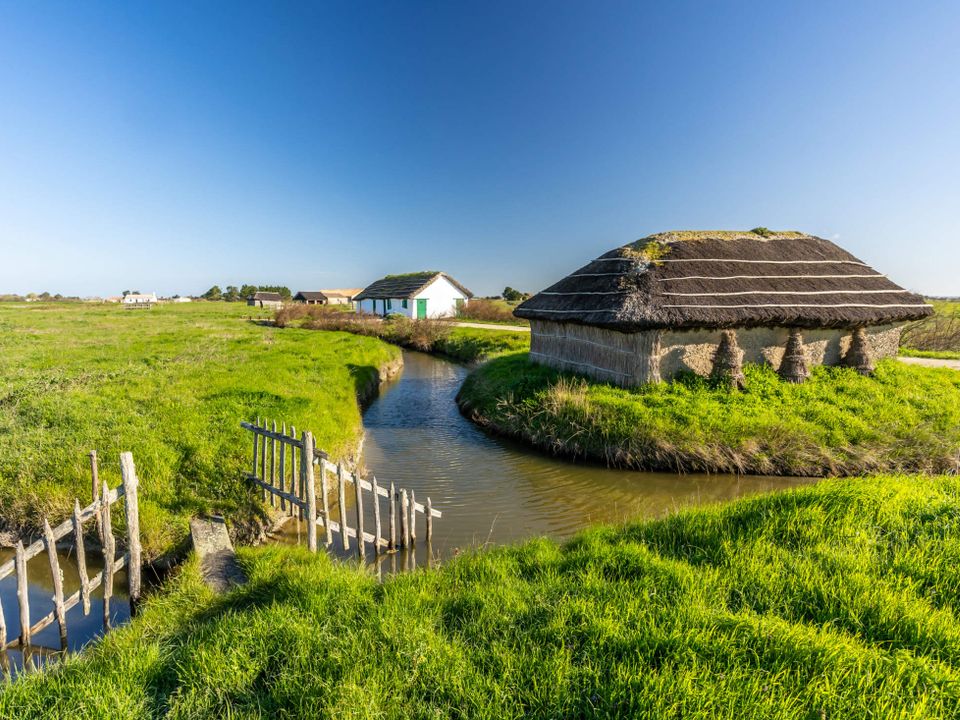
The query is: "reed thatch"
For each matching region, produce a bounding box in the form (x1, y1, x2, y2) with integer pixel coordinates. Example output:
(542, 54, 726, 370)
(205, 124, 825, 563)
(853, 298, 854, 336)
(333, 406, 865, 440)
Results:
(778, 329, 810, 383)
(514, 230, 932, 331)
(841, 327, 875, 375)
(711, 330, 746, 391)
(355, 272, 472, 301)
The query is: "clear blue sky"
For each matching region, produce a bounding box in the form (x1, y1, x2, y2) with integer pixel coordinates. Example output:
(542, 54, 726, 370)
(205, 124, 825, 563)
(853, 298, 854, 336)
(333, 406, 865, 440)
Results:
(1, 1, 957, 297)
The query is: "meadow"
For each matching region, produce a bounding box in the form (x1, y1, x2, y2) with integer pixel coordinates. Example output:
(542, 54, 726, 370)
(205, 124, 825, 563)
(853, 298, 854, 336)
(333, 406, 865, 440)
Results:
(459, 354, 960, 476)
(3, 474, 960, 718)
(0, 302, 399, 560)
(900, 300, 960, 360)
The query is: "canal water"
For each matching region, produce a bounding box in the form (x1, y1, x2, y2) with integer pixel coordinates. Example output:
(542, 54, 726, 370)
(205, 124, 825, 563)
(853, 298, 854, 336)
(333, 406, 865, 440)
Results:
(278, 350, 812, 570)
(0, 546, 130, 677)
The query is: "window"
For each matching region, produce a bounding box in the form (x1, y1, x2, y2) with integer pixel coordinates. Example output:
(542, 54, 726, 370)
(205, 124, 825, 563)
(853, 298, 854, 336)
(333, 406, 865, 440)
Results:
(401, 299, 408, 309)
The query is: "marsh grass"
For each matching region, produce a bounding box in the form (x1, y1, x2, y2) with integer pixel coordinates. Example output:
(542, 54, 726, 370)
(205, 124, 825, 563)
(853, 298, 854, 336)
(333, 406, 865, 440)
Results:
(458, 354, 960, 476)
(901, 301, 960, 360)
(0, 303, 399, 559)
(4, 475, 960, 717)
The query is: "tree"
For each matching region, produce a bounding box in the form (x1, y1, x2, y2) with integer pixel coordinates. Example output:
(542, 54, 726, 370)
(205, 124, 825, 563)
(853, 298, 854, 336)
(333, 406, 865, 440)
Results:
(258, 285, 292, 301)
(202, 285, 222, 301)
(503, 286, 528, 302)
(240, 284, 257, 299)
(223, 285, 240, 302)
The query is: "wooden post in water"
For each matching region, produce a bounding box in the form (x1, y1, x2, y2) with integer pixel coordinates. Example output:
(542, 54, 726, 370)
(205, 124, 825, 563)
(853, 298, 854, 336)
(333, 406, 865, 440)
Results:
(291, 426, 301, 520)
(0, 575, 5, 649)
(270, 420, 277, 508)
(43, 519, 68, 648)
(260, 433, 267, 499)
(319, 459, 332, 545)
(90, 450, 103, 542)
(372, 477, 382, 556)
(400, 490, 409, 549)
(15, 541, 29, 648)
(426, 497, 433, 544)
(389, 481, 397, 550)
(302, 431, 317, 553)
(121, 452, 142, 607)
(101, 480, 115, 631)
(279, 422, 287, 513)
(409, 490, 417, 546)
(254, 418, 263, 501)
(337, 463, 349, 551)
(73, 500, 91, 615)
(354, 471, 365, 559)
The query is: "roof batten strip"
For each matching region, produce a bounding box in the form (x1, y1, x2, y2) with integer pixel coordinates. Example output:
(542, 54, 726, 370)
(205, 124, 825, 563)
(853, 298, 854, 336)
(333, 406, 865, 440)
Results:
(661, 289, 910, 297)
(658, 274, 888, 282)
(661, 303, 933, 309)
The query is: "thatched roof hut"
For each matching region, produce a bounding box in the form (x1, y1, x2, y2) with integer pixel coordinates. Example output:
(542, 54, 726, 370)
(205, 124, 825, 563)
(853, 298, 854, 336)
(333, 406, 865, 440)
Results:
(515, 230, 931, 386)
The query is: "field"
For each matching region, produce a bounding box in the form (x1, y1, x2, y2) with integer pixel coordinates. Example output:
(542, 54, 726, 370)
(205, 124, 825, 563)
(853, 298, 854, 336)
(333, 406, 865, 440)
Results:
(4, 474, 960, 717)
(900, 300, 960, 360)
(459, 354, 960, 476)
(0, 302, 399, 559)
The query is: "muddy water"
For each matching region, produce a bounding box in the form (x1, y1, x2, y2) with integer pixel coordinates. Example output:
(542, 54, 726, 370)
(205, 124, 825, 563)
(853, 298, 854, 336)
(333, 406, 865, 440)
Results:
(0, 545, 130, 676)
(277, 350, 813, 570)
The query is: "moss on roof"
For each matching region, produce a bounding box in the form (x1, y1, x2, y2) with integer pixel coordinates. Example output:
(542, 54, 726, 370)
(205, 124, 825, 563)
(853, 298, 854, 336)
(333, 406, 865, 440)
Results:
(640, 230, 811, 244)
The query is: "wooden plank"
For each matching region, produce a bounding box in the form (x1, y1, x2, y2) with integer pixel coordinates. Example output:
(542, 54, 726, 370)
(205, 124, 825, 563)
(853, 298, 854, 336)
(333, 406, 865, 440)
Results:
(101, 479, 115, 631)
(354, 469, 365, 558)
(400, 489, 409, 549)
(412, 500, 443, 519)
(279, 422, 287, 513)
(319, 458, 332, 546)
(270, 420, 277, 509)
(426, 497, 433, 543)
(303, 432, 317, 553)
(190, 517, 246, 593)
(120, 452, 142, 607)
(313, 514, 387, 547)
(409, 490, 417, 546)
(73, 500, 91, 615)
(42, 519, 68, 647)
(337, 463, 349, 551)
(15, 541, 30, 647)
(90, 450, 103, 542)
(249, 476, 305, 508)
(240, 422, 305, 448)
(372, 477, 382, 556)
(389, 481, 396, 550)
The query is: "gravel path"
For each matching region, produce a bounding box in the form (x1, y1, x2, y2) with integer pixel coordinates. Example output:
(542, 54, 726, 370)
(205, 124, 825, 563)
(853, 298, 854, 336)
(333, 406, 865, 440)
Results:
(897, 356, 960, 370)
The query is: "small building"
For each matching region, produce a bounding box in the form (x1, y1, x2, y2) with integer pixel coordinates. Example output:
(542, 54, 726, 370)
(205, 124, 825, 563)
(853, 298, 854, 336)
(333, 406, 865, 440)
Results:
(247, 291, 284, 309)
(515, 230, 932, 386)
(121, 293, 157, 310)
(354, 272, 472, 319)
(293, 289, 362, 306)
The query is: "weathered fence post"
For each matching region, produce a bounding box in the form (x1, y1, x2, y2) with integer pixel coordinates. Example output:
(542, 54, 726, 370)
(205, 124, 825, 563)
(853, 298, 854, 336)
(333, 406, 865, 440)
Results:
(15, 541, 29, 647)
(73, 499, 91, 615)
(372, 477, 382, 556)
(400, 490, 409, 549)
(409, 490, 417, 546)
(426, 497, 433, 544)
(389, 481, 397, 550)
(302, 431, 317, 552)
(354, 471, 365, 559)
(291, 425, 301, 520)
(0, 578, 5, 648)
(90, 450, 103, 542)
(337, 463, 349, 551)
(43, 519, 68, 648)
(279, 422, 287, 513)
(319, 458, 332, 545)
(120, 452, 142, 607)
(101, 479, 115, 630)
(253, 418, 263, 501)
(270, 420, 278, 509)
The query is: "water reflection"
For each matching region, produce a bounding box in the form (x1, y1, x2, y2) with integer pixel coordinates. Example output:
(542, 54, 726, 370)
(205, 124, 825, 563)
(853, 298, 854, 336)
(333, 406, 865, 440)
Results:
(275, 351, 813, 570)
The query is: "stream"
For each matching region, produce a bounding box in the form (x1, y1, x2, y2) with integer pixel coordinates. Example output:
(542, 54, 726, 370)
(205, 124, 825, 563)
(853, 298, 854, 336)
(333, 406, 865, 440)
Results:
(277, 350, 813, 570)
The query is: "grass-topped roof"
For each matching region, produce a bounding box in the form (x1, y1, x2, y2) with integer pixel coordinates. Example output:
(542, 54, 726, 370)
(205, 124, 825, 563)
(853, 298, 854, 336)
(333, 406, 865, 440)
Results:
(515, 230, 932, 330)
(355, 272, 473, 301)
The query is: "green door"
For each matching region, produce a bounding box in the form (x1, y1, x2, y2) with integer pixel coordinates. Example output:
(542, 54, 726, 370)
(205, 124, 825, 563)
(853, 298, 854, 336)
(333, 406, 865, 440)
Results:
(416, 298, 427, 319)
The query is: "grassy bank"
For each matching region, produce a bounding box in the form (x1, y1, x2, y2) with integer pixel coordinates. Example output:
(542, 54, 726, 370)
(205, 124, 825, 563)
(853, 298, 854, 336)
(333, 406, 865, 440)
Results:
(0, 303, 399, 559)
(4, 474, 960, 717)
(276, 306, 530, 363)
(458, 354, 960, 476)
(900, 300, 960, 360)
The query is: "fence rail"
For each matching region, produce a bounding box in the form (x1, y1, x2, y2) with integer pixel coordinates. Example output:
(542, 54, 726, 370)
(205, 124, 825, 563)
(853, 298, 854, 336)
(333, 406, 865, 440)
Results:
(0, 452, 141, 652)
(242, 419, 441, 558)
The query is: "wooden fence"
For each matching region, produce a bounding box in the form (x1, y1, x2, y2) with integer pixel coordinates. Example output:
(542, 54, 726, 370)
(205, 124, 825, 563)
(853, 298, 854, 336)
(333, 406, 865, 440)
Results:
(0, 451, 141, 652)
(242, 419, 441, 557)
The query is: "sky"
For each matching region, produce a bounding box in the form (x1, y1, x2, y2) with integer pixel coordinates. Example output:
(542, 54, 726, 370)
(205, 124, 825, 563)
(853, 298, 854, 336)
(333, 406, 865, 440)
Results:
(0, 1, 958, 298)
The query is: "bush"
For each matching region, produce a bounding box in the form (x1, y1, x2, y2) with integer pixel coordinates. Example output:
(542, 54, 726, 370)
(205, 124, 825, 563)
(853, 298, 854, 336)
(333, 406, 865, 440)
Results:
(456, 298, 524, 324)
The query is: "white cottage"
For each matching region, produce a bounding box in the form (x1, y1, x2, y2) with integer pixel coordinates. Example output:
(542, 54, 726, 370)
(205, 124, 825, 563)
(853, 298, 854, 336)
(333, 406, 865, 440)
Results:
(354, 272, 472, 319)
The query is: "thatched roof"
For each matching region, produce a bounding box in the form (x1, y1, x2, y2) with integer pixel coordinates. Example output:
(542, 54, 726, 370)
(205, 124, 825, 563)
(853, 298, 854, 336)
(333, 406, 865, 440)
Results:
(250, 291, 283, 302)
(514, 231, 932, 331)
(355, 272, 473, 301)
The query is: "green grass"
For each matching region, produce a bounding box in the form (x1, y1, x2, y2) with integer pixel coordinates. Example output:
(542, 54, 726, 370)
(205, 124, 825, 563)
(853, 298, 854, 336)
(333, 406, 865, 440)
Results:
(900, 300, 960, 359)
(436, 327, 531, 363)
(0, 302, 399, 559)
(900, 348, 960, 360)
(5, 475, 960, 717)
(458, 354, 960, 476)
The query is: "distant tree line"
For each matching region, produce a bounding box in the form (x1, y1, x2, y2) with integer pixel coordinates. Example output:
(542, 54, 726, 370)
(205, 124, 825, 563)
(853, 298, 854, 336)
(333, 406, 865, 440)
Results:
(0, 292, 84, 302)
(201, 285, 292, 302)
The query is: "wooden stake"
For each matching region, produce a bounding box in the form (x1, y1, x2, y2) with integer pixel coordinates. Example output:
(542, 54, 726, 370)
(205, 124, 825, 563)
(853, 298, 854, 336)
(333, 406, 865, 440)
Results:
(372, 477, 382, 556)
(320, 459, 332, 545)
(279, 422, 287, 513)
(101, 480, 115, 631)
(409, 490, 417, 546)
(303, 432, 317, 553)
(253, 418, 263, 501)
(389, 481, 396, 550)
(73, 500, 91, 615)
(354, 470, 365, 559)
(337, 463, 349, 551)
(291, 425, 302, 520)
(43, 519, 67, 648)
(270, 420, 277, 508)
(120, 452, 142, 607)
(90, 450, 103, 542)
(400, 490, 409, 549)
(15, 541, 30, 648)
(426, 497, 433, 544)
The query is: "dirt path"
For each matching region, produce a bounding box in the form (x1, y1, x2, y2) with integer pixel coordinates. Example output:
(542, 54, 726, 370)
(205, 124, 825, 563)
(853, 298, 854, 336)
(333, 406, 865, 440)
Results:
(897, 356, 960, 370)
(451, 321, 530, 332)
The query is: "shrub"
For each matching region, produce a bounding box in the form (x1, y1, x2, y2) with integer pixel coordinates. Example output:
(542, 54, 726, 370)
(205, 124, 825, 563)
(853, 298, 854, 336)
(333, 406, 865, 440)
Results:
(456, 298, 523, 324)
